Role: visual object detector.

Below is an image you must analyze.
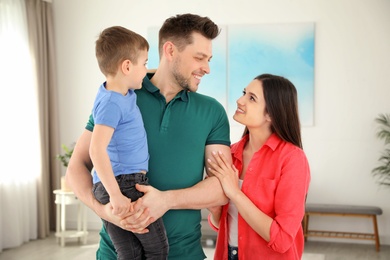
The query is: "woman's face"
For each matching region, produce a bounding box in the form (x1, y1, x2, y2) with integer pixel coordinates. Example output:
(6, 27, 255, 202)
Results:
(233, 79, 271, 129)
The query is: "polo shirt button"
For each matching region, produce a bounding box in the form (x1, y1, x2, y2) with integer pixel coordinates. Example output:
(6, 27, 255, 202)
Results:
(232, 250, 237, 255)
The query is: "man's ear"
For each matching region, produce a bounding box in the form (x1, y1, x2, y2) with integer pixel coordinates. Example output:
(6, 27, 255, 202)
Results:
(162, 41, 175, 61)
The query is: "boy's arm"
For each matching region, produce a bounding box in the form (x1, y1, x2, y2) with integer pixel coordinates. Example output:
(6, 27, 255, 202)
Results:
(90, 124, 131, 216)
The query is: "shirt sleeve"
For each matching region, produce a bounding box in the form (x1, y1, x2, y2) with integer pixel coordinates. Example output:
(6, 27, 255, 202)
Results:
(93, 101, 121, 129)
(206, 100, 231, 147)
(85, 114, 94, 132)
(207, 213, 220, 232)
(268, 149, 310, 253)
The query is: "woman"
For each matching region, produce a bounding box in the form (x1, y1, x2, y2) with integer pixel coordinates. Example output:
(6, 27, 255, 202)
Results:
(207, 74, 311, 259)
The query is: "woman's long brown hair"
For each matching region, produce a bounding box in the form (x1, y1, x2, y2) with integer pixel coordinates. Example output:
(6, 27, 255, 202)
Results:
(242, 74, 303, 149)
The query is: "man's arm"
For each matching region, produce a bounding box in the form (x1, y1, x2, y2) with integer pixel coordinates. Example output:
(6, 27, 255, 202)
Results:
(166, 143, 231, 209)
(122, 144, 231, 230)
(65, 130, 124, 228)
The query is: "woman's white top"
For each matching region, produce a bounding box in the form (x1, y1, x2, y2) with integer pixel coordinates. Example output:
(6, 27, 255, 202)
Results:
(227, 179, 243, 246)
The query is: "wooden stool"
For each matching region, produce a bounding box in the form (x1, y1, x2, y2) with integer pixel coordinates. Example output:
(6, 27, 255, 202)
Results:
(303, 203, 382, 251)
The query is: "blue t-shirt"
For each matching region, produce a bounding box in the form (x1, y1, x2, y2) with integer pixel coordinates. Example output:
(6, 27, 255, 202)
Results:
(91, 83, 149, 184)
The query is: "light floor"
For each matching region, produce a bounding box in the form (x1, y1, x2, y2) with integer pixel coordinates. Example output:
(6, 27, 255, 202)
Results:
(1, 231, 390, 259)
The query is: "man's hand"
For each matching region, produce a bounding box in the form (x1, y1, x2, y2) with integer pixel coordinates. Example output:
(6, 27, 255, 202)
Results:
(94, 199, 150, 234)
(120, 184, 170, 232)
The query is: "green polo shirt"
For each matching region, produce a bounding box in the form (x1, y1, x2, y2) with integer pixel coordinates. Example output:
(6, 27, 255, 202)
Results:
(90, 74, 230, 260)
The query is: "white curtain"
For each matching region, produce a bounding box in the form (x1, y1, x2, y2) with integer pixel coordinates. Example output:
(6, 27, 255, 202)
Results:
(0, 0, 41, 251)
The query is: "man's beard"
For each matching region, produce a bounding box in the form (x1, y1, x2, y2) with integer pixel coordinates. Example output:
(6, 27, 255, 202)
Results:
(172, 58, 192, 92)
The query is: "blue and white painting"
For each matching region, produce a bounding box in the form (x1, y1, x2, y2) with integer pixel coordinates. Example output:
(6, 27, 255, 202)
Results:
(146, 27, 159, 70)
(147, 23, 315, 126)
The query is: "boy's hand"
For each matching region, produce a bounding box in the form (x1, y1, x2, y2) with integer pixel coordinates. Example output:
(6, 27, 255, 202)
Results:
(110, 193, 132, 216)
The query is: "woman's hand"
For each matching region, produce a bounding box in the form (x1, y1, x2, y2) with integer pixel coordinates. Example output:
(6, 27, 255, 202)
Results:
(207, 151, 240, 199)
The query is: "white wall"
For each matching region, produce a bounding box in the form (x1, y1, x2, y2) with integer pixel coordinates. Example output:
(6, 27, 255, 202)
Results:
(52, 0, 390, 244)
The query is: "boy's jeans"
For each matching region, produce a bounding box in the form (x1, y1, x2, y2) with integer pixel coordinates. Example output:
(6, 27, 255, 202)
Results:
(93, 173, 168, 260)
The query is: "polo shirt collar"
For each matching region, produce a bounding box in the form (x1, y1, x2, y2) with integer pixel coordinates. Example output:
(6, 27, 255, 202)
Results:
(143, 73, 189, 102)
(143, 73, 159, 94)
(179, 90, 189, 102)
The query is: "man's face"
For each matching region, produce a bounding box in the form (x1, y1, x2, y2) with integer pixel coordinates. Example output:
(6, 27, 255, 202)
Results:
(171, 32, 213, 92)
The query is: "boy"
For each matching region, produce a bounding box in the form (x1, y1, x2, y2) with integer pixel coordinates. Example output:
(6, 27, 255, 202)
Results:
(90, 26, 168, 260)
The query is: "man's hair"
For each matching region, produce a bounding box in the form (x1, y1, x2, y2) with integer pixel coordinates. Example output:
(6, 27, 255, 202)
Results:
(242, 74, 303, 149)
(95, 26, 149, 76)
(158, 13, 220, 56)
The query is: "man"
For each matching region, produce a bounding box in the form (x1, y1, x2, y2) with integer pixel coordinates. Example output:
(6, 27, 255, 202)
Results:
(66, 13, 231, 260)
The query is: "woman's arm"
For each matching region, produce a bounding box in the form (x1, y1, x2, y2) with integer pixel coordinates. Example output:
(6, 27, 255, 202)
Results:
(229, 190, 273, 241)
(208, 150, 310, 247)
(207, 151, 273, 240)
(207, 205, 222, 230)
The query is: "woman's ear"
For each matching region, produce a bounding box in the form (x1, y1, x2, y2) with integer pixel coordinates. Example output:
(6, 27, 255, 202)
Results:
(265, 113, 272, 122)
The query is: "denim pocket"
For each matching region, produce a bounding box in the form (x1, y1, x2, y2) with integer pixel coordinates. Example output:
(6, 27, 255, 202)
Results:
(93, 182, 110, 205)
(121, 185, 144, 201)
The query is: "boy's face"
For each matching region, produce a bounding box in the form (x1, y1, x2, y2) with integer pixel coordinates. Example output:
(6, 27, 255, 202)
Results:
(128, 49, 148, 90)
